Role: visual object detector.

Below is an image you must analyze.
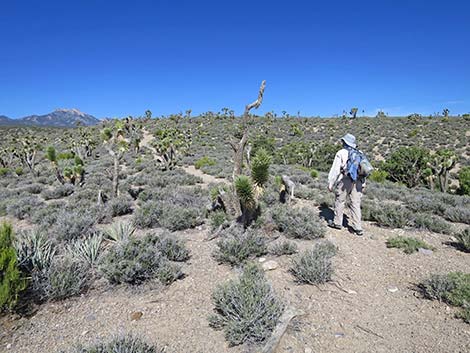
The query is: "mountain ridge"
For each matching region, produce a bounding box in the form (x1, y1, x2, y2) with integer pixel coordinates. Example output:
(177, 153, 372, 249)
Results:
(0, 109, 100, 127)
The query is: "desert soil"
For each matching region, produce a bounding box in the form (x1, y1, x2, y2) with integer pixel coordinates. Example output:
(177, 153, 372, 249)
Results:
(1, 168, 469, 353)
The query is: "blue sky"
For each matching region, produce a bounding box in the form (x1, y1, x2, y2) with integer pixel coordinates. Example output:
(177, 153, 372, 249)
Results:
(1, 0, 469, 119)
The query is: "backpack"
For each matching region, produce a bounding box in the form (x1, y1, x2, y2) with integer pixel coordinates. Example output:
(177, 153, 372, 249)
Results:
(344, 147, 373, 181)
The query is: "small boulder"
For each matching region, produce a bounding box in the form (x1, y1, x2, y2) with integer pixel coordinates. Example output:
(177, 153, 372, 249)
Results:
(418, 248, 433, 255)
(130, 311, 143, 321)
(262, 260, 279, 271)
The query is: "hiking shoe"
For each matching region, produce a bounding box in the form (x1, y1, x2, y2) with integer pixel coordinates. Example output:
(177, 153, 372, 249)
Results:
(327, 220, 342, 230)
(354, 229, 364, 236)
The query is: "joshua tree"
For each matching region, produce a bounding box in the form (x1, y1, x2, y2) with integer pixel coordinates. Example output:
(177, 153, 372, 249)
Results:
(102, 121, 130, 197)
(428, 149, 457, 193)
(11, 131, 45, 176)
(45, 146, 85, 186)
(145, 110, 152, 120)
(442, 108, 450, 118)
(350, 107, 358, 119)
(152, 127, 192, 171)
(229, 80, 266, 181)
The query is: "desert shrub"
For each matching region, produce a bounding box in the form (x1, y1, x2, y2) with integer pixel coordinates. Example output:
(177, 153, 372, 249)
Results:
(214, 226, 267, 266)
(413, 213, 450, 234)
(369, 169, 388, 183)
(251, 148, 271, 187)
(104, 221, 136, 242)
(30, 201, 64, 227)
(456, 228, 470, 252)
(270, 205, 326, 239)
(382, 146, 430, 188)
(99, 235, 163, 285)
(67, 233, 103, 268)
(419, 272, 470, 323)
(159, 204, 204, 231)
(386, 236, 433, 254)
(106, 195, 133, 217)
(41, 184, 74, 200)
(133, 200, 162, 229)
(457, 166, 470, 195)
(135, 187, 207, 230)
(21, 183, 43, 194)
(15, 229, 56, 273)
(0, 223, 27, 310)
(370, 203, 412, 228)
(195, 156, 216, 169)
(269, 240, 298, 256)
(443, 206, 470, 224)
(50, 209, 97, 242)
(290, 241, 336, 284)
(6, 195, 43, 220)
(209, 210, 228, 231)
(156, 232, 190, 261)
(61, 334, 160, 353)
(33, 254, 89, 301)
(99, 234, 183, 285)
(155, 261, 183, 285)
(209, 263, 284, 346)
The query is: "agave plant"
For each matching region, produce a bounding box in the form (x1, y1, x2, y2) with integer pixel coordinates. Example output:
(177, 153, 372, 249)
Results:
(15, 229, 56, 273)
(68, 233, 103, 268)
(104, 221, 136, 242)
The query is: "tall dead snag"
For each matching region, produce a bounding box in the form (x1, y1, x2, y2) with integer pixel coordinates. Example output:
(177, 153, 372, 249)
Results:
(230, 80, 266, 181)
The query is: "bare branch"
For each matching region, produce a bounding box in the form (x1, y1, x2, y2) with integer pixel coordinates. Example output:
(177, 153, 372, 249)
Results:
(244, 80, 266, 117)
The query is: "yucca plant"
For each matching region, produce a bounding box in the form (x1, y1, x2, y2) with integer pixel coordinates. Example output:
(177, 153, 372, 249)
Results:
(68, 233, 103, 268)
(235, 176, 259, 226)
(251, 148, 271, 187)
(104, 221, 136, 242)
(15, 229, 56, 273)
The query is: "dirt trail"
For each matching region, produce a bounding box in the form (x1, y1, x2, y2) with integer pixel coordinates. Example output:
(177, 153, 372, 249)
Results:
(183, 165, 229, 187)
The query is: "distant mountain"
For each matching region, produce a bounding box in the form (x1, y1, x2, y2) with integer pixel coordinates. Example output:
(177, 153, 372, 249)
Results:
(0, 109, 100, 127)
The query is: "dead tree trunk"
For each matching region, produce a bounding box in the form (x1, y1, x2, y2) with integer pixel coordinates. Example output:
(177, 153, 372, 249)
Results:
(230, 80, 266, 181)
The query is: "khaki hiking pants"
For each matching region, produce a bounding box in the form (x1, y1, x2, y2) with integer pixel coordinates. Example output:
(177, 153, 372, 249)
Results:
(334, 176, 363, 231)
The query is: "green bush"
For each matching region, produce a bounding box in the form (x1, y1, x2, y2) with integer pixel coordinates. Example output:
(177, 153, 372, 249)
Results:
(382, 146, 430, 188)
(310, 169, 319, 179)
(214, 226, 267, 266)
(209, 263, 284, 346)
(456, 228, 470, 252)
(369, 169, 388, 183)
(195, 156, 216, 169)
(0, 223, 27, 310)
(419, 272, 470, 323)
(457, 166, 470, 195)
(270, 205, 326, 239)
(386, 236, 433, 254)
(0, 168, 10, 177)
(290, 241, 336, 284)
(62, 334, 160, 353)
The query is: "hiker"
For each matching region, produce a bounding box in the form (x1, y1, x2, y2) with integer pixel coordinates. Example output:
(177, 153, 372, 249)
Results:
(327, 133, 367, 236)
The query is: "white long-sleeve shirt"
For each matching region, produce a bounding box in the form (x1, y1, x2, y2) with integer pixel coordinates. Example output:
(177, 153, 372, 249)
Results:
(328, 148, 349, 189)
